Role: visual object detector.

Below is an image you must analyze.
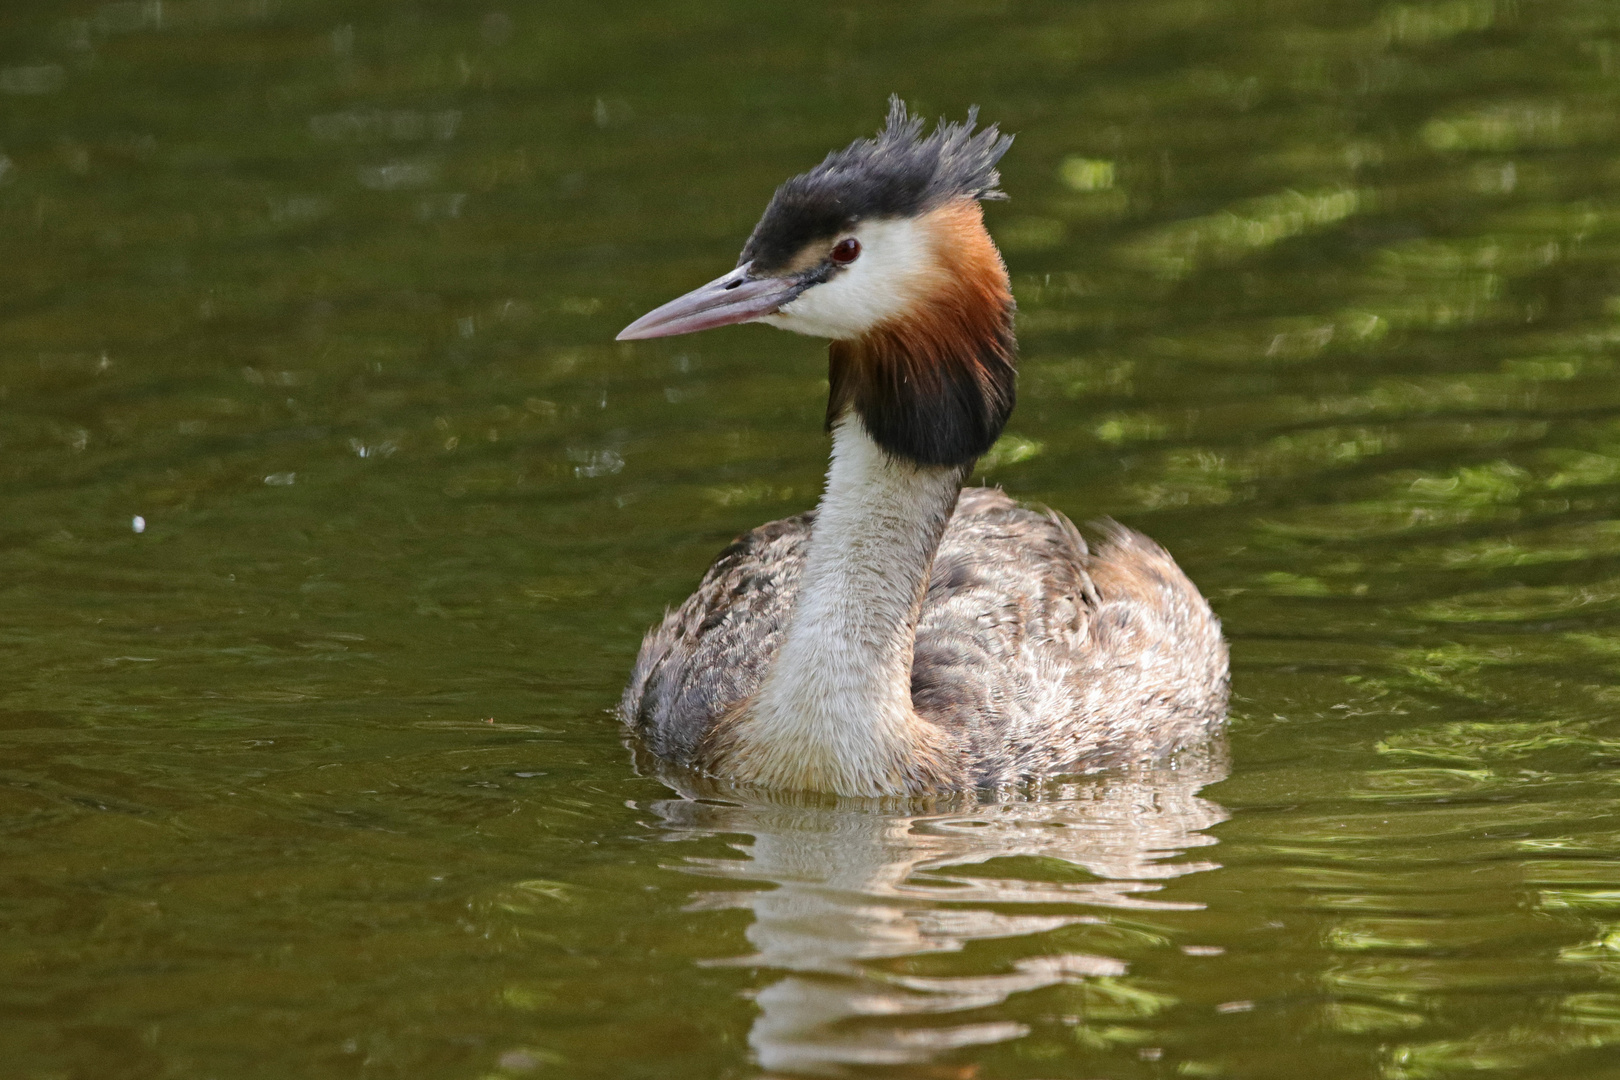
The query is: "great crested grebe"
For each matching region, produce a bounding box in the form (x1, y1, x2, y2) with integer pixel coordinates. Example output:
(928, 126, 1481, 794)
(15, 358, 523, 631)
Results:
(616, 100, 1228, 796)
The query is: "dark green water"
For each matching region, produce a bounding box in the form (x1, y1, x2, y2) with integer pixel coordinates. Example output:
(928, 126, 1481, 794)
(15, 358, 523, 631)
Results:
(6, 1, 1620, 1077)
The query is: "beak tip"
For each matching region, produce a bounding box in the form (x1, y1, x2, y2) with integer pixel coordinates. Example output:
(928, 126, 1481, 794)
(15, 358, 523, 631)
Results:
(614, 265, 799, 344)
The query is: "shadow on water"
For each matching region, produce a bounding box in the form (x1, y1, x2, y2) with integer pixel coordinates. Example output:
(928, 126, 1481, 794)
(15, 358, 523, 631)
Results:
(639, 747, 1228, 1077)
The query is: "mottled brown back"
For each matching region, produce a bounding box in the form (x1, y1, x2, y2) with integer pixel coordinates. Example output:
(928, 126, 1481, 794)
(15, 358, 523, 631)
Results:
(620, 487, 1228, 787)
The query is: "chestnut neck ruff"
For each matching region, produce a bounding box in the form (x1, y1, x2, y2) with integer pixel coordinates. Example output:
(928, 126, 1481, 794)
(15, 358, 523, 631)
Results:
(826, 201, 1016, 468)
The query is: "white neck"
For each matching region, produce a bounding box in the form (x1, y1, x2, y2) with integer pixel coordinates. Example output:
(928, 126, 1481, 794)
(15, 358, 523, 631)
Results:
(736, 416, 964, 795)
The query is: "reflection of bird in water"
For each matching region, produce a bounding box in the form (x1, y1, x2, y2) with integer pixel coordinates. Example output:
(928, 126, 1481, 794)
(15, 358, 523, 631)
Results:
(642, 749, 1229, 1077)
(617, 99, 1228, 796)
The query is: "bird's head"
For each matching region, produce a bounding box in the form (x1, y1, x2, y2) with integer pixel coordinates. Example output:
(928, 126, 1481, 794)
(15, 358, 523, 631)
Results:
(618, 99, 1018, 468)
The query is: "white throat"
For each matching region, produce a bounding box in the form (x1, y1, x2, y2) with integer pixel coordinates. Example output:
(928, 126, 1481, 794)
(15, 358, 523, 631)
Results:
(739, 416, 964, 795)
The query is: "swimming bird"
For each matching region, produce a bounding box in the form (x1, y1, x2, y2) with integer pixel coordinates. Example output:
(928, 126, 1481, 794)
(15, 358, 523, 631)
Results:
(616, 99, 1228, 797)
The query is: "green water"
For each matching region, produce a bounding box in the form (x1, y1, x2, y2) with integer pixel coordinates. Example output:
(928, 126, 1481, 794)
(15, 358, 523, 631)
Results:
(6, 1, 1620, 1076)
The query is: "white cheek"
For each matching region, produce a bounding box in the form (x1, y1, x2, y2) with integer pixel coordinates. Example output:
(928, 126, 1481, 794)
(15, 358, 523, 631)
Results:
(758, 217, 937, 339)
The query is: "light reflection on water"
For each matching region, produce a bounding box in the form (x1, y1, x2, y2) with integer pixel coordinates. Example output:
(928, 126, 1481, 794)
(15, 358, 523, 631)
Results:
(5, 0, 1620, 1075)
(647, 755, 1227, 1076)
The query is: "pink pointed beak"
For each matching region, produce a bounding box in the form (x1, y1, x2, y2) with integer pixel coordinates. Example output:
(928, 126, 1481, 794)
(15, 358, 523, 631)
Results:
(616, 263, 806, 341)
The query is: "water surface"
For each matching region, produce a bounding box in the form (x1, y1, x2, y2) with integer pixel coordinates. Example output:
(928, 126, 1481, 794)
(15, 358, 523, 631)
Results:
(6, 1, 1620, 1077)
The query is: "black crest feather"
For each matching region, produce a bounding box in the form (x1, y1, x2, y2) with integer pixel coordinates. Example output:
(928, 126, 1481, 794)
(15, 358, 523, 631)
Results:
(741, 96, 1014, 272)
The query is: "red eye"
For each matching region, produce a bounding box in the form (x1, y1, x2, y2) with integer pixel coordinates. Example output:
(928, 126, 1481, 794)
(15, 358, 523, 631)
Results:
(830, 238, 861, 264)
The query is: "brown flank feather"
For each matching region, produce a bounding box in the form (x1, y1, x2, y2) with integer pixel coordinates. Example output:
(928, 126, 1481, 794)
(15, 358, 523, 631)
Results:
(828, 200, 1017, 468)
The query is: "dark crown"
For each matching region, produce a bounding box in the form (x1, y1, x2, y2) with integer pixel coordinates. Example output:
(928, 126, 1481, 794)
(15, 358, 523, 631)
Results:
(740, 97, 1014, 273)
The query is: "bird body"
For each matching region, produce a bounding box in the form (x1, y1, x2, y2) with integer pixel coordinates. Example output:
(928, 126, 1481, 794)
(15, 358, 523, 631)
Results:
(616, 100, 1228, 796)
